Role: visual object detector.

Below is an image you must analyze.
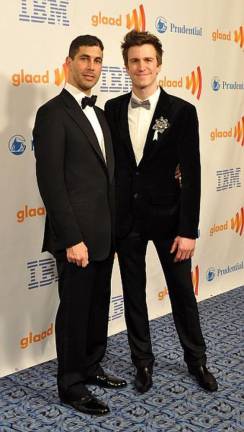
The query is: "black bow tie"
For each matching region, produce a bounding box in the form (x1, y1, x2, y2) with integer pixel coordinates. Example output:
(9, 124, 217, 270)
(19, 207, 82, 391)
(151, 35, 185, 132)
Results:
(81, 95, 97, 109)
(131, 98, 150, 110)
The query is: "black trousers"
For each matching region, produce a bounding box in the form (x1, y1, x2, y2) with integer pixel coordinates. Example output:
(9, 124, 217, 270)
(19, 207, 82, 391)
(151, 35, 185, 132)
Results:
(55, 251, 114, 399)
(117, 232, 206, 371)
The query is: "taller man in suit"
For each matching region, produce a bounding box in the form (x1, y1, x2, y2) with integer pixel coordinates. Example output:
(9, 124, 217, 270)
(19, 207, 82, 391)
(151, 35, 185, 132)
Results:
(33, 35, 126, 416)
(105, 31, 218, 394)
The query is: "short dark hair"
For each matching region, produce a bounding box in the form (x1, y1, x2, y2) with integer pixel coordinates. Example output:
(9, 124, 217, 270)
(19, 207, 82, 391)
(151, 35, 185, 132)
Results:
(121, 30, 163, 66)
(69, 35, 104, 59)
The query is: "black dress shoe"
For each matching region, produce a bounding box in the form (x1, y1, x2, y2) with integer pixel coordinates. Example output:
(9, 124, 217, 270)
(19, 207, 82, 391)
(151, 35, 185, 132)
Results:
(86, 373, 127, 389)
(188, 365, 218, 392)
(135, 367, 153, 393)
(60, 394, 110, 415)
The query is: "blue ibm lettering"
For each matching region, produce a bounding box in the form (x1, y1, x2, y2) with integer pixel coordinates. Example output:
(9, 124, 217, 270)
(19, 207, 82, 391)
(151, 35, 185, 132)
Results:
(100, 66, 131, 93)
(216, 168, 241, 191)
(109, 295, 124, 321)
(27, 258, 58, 289)
(19, 0, 70, 26)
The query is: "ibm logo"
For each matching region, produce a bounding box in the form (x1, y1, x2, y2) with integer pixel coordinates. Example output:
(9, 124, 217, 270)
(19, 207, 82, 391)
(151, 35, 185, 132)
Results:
(216, 168, 241, 191)
(27, 257, 58, 289)
(109, 295, 124, 321)
(19, 0, 70, 26)
(100, 66, 131, 93)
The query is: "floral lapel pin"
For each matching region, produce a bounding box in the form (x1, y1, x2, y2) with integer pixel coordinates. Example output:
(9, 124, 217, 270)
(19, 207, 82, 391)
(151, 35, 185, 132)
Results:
(152, 116, 170, 141)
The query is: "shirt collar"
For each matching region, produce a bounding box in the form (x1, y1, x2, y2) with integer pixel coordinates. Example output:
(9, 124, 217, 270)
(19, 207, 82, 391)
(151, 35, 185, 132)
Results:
(65, 82, 91, 107)
(130, 87, 160, 111)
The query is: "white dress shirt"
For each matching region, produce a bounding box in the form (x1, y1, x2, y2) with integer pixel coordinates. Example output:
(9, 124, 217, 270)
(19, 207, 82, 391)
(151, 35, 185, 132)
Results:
(65, 83, 106, 162)
(128, 87, 160, 164)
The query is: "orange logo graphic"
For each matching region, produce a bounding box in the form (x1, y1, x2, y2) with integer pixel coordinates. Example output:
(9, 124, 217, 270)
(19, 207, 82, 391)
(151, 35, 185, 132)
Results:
(158, 267, 199, 299)
(234, 26, 244, 48)
(17, 205, 46, 223)
(234, 116, 244, 146)
(54, 63, 68, 86)
(159, 66, 202, 100)
(231, 207, 244, 236)
(210, 207, 244, 236)
(191, 265, 199, 296)
(11, 69, 49, 86)
(186, 66, 202, 100)
(212, 26, 244, 49)
(126, 4, 146, 31)
(20, 323, 53, 349)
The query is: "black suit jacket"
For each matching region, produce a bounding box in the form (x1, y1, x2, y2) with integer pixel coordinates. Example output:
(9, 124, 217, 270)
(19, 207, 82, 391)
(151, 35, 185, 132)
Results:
(105, 88, 200, 240)
(33, 89, 115, 260)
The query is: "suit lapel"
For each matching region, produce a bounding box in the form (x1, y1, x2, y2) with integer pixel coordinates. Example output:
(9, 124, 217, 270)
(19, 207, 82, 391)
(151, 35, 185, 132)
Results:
(140, 88, 171, 165)
(95, 107, 114, 183)
(60, 89, 107, 166)
(118, 93, 137, 168)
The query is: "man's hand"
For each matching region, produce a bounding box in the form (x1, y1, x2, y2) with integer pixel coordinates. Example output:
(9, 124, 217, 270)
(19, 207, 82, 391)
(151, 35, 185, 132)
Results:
(66, 242, 89, 267)
(170, 236, 195, 262)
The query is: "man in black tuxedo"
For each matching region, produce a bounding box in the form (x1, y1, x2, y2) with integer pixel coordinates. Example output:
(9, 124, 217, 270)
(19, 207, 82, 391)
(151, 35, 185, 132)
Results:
(33, 35, 126, 416)
(105, 31, 218, 394)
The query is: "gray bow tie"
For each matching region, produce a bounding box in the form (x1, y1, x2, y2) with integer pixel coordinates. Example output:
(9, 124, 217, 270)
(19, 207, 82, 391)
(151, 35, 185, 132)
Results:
(131, 98, 150, 110)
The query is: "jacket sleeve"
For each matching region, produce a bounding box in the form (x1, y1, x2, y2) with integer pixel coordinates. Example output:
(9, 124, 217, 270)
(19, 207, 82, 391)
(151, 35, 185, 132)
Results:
(177, 104, 201, 239)
(33, 104, 83, 250)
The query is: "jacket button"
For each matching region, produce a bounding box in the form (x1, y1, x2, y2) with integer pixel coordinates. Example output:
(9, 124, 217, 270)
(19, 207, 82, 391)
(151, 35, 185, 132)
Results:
(135, 171, 140, 176)
(134, 193, 139, 199)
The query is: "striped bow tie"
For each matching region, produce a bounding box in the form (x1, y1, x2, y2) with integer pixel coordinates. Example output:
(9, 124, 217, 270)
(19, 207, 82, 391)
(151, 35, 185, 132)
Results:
(131, 98, 150, 110)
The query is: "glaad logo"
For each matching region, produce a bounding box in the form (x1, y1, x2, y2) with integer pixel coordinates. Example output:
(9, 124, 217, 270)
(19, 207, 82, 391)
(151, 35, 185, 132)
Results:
(27, 257, 58, 289)
(231, 207, 244, 236)
(159, 66, 202, 100)
(212, 26, 244, 49)
(155, 17, 167, 34)
(216, 168, 241, 191)
(234, 116, 244, 146)
(206, 267, 216, 282)
(206, 261, 244, 283)
(54, 63, 68, 86)
(17, 205, 46, 223)
(210, 116, 244, 147)
(158, 265, 199, 299)
(210, 207, 244, 236)
(91, 4, 146, 31)
(155, 16, 202, 36)
(8, 135, 26, 155)
(211, 76, 244, 91)
(126, 4, 146, 31)
(234, 26, 244, 48)
(11, 70, 49, 86)
(19, 0, 70, 26)
(20, 323, 53, 349)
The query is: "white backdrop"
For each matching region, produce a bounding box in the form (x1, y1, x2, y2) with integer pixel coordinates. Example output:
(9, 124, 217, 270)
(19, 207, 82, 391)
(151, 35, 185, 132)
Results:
(0, 0, 243, 377)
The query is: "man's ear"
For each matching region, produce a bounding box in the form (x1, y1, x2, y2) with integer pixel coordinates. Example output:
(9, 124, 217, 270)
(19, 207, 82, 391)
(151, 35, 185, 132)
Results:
(66, 56, 72, 67)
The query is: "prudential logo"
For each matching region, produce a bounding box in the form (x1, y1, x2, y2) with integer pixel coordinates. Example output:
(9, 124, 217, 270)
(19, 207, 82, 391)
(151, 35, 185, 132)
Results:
(211, 76, 244, 91)
(155, 16, 202, 37)
(155, 17, 167, 34)
(206, 262, 244, 282)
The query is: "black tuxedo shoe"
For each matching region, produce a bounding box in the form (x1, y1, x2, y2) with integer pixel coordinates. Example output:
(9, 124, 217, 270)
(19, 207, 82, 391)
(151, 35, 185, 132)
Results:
(188, 365, 218, 392)
(86, 373, 127, 389)
(135, 367, 153, 393)
(60, 394, 109, 415)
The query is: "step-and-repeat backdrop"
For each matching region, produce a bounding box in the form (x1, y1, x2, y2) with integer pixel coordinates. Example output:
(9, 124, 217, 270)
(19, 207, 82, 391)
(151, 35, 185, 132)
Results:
(0, 0, 243, 377)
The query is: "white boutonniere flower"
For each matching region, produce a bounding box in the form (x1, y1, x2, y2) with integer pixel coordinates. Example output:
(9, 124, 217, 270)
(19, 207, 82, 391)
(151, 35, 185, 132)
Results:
(152, 116, 170, 141)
